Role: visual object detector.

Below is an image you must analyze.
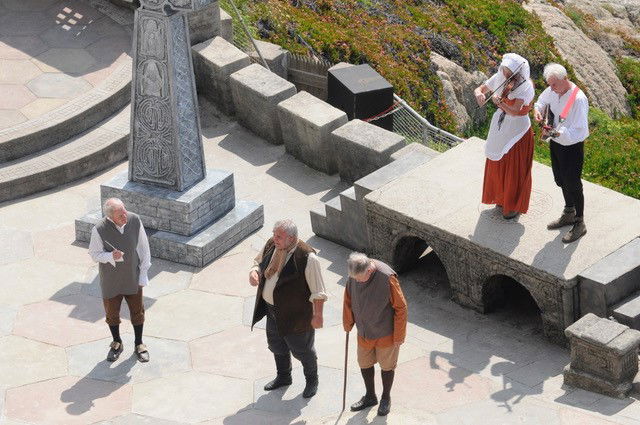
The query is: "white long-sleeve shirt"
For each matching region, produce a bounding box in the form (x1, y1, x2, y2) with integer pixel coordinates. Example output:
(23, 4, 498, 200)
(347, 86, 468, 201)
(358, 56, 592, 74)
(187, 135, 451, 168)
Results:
(534, 83, 589, 146)
(252, 245, 328, 305)
(88, 218, 152, 286)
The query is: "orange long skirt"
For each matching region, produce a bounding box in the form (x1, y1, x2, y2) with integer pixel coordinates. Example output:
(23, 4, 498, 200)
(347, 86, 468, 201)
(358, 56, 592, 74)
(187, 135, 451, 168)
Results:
(481, 127, 534, 214)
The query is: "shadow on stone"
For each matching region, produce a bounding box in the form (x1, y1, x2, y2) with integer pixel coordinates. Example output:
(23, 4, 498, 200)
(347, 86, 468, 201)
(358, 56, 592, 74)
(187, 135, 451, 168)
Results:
(60, 359, 134, 415)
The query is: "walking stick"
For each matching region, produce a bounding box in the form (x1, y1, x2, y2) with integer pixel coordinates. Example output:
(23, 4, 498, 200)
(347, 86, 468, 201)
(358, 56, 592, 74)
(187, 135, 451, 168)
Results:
(342, 331, 349, 411)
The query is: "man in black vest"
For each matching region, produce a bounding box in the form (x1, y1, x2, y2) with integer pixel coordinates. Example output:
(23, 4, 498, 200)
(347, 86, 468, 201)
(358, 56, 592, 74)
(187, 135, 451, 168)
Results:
(89, 198, 152, 363)
(249, 219, 327, 398)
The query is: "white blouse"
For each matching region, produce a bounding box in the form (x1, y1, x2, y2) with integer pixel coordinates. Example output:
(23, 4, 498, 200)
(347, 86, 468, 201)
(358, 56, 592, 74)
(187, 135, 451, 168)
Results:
(484, 72, 535, 161)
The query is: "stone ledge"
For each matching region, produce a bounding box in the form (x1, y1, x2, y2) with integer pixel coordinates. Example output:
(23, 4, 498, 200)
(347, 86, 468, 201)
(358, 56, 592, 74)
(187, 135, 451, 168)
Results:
(0, 59, 132, 163)
(0, 106, 130, 204)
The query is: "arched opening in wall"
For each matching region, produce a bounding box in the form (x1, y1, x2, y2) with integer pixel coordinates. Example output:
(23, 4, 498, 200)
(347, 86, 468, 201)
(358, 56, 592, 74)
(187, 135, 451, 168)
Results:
(393, 236, 450, 299)
(482, 275, 542, 334)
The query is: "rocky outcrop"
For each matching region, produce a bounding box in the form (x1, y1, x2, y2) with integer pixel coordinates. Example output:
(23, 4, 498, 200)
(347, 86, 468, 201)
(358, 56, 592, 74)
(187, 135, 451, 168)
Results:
(430, 52, 487, 132)
(525, 1, 631, 117)
(563, 0, 640, 58)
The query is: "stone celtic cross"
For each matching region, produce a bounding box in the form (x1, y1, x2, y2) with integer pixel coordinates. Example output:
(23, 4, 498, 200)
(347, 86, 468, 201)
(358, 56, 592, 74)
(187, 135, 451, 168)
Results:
(129, 0, 215, 191)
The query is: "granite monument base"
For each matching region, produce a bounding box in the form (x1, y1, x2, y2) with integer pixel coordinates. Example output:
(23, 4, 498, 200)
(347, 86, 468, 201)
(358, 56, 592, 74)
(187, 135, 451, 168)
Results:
(74, 169, 264, 268)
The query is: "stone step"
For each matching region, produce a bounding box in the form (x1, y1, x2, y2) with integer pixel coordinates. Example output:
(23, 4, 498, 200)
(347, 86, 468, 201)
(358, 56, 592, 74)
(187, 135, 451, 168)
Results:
(0, 105, 130, 204)
(75, 199, 264, 268)
(0, 60, 132, 163)
(613, 292, 640, 330)
(579, 238, 640, 317)
(354, 147, 436, 202)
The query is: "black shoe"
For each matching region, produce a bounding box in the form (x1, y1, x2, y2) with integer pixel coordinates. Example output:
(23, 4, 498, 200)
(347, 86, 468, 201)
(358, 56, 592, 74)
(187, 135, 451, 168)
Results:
(350, 395, 378, 411)
(377, 398, 391, 416)
(302, 378, 318, 398)
(263, 375, 292, 391)
(106, 341, 123, 362)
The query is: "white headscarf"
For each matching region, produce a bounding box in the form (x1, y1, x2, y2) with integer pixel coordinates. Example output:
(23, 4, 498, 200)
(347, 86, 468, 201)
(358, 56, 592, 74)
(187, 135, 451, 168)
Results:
(500, 53, 530, 81)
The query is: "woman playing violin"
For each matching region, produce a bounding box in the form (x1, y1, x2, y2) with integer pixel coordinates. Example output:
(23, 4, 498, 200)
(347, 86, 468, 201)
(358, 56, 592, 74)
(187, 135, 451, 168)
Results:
(473, 53, 535, 220)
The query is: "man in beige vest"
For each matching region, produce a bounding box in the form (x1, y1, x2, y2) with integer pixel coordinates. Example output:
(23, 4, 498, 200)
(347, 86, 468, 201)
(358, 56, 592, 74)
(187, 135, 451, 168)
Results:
(343, 252, 408, 416)
(249, 219, 327, 398)
(89, 198, 152, 362)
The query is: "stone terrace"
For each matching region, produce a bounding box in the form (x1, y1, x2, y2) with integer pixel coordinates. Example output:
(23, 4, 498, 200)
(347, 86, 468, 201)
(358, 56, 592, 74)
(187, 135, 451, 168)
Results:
(0, 0, 132, 129)
(1, 98, 640, 424)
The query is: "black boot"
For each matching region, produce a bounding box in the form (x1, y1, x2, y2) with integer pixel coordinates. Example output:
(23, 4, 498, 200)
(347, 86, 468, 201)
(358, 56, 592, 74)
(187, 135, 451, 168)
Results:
(264, 354, 292, 391)
(302, 356, 318, 398)
(351, 367, 377, 411)
(378, 370, 394, 416)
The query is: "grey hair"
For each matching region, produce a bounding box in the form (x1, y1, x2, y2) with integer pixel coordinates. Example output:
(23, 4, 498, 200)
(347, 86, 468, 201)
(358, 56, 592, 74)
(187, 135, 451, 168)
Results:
(103, 198, 124, 218)
(273, 219, 298, 238)
(543, 63, 567, 82)
(347, 252, 371, 278)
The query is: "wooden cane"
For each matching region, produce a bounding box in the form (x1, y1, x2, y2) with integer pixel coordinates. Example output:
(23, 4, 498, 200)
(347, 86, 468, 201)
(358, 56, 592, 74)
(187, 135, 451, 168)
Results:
(342, 331, 349, 411)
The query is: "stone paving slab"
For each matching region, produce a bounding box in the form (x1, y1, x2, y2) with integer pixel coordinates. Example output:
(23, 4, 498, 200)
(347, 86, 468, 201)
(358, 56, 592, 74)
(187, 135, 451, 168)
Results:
(5, 375, 131, 425)
(68, 335, 190, 385)
(132, 371, 253, 423)
(366, 137, 640, 280)
(0, 335, 67, 387)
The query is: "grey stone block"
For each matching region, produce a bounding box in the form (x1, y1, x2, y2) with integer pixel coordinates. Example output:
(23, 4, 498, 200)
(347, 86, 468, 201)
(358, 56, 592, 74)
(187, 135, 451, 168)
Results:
(613, 293, 640, 330)
(332, 119, 405, 183)
(100, 169, 235, 237)
(193, 37, 251, 115)
(564, 313, 640, 398)
(579, 238, 640, 317)
(277, 91, 347, 174)
(76, 201, 264, 268)
(187, 1, 221, 46)
(230, 63, 297, 144)
(219, 8, 233, 42)
(248, 39, 288, 79)
(354, 147, 435, 202)
(391, 142, 440, 161)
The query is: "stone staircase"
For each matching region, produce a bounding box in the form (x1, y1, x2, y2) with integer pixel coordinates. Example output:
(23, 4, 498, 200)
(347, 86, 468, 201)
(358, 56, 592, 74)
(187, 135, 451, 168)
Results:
(579, 238, 640, 330)
(311, 145, 438, 251)
(0, 60, 132, 203)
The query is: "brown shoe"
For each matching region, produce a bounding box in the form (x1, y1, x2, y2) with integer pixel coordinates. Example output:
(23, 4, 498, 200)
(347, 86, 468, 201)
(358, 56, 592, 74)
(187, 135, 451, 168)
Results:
(135, 344, 149, 363)
(502, 211, 518, 220)
(547, 207, 576, 230)
(563, 220, 586, 243)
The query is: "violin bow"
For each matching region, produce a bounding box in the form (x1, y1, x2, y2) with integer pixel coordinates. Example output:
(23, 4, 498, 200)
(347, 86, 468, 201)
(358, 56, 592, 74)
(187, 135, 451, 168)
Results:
(477, 61, 526, 109)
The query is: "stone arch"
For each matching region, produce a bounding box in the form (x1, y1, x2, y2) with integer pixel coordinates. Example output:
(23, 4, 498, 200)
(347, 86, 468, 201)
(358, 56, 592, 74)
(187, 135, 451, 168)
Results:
(391, 234, 451, 292)
(482, 274, 543, 328)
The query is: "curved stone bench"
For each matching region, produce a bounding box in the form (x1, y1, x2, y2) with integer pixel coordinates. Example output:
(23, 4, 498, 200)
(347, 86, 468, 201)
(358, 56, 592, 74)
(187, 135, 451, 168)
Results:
(0, 106, 130, 204)
(0, 59, 132, 163)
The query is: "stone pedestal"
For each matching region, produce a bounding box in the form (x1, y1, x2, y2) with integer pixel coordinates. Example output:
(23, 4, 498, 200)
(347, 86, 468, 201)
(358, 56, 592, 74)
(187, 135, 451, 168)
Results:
(248, 39, 288, 79)
(75, 169, 263, 268)
(564, 313, 640, 398)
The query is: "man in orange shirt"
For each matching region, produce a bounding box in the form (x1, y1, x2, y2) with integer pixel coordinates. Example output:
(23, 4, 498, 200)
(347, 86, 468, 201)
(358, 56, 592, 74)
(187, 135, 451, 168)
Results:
(343, 252, 408, 416)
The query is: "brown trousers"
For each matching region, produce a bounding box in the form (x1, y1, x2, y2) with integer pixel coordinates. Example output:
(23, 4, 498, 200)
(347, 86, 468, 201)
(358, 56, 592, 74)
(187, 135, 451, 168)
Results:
(103, 287, 145, 326)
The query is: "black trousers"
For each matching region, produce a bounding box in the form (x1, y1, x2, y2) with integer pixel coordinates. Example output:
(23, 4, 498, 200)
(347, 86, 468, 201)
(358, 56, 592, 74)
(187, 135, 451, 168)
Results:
(266, 304, 317, 379)
(550, 141, 584, 217)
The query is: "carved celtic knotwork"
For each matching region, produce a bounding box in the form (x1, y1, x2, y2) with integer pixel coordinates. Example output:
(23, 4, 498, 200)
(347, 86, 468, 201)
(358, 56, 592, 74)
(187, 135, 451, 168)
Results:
(138, 98, 171, 132)
(133, 135, 176, 185)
